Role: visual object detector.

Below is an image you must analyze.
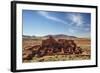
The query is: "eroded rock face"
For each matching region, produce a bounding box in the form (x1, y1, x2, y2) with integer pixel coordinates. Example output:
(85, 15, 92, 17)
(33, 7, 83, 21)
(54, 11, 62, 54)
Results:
(41, 36, 58, 48)
(23, 49, 33, 60)
(23, 36, 83, 60)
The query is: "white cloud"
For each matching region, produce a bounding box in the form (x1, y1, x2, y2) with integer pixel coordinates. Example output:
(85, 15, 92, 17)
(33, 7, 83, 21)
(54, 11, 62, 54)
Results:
(68, 28, 76, 33)
(37, 11, 67, 24)
(67, 13, 84, 27)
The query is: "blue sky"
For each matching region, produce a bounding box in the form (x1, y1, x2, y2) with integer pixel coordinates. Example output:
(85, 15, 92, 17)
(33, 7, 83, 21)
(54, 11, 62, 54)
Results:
(22, 10, 91, 38)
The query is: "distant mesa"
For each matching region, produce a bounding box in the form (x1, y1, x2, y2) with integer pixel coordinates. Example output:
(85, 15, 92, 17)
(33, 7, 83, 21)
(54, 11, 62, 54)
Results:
(23, 34, 77, 39)
(43, 34, 77, 39)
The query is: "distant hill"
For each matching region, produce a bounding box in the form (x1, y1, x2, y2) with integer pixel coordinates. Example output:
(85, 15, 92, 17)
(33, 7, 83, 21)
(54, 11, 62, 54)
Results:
(22, 35, 36, 39)
(23, 34, 78, 39)
(43, 34, 77, 39)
